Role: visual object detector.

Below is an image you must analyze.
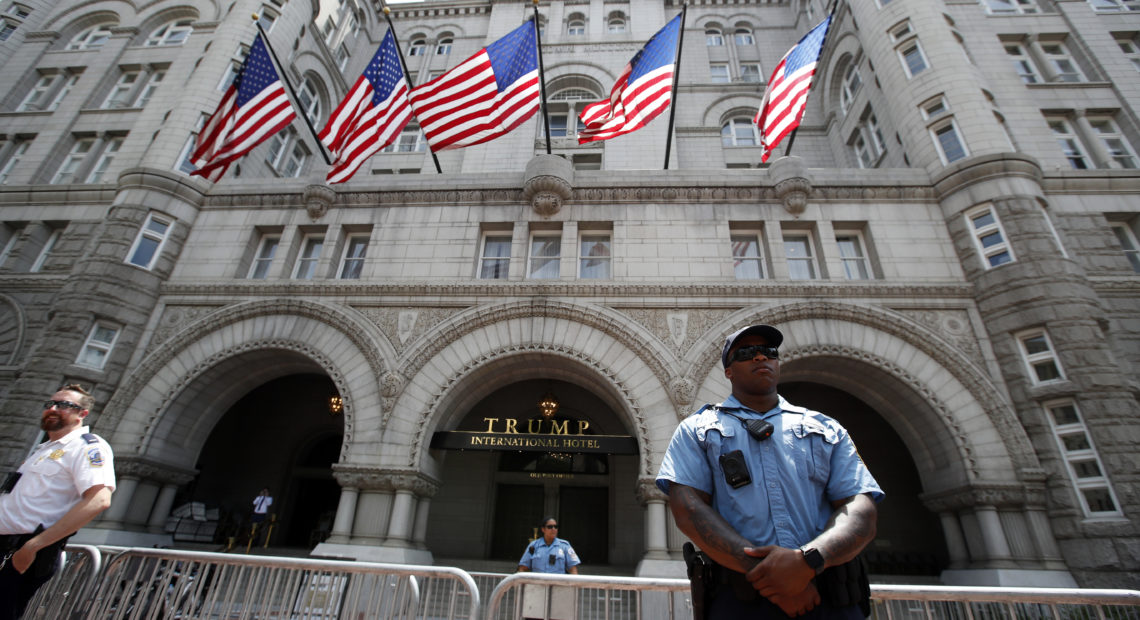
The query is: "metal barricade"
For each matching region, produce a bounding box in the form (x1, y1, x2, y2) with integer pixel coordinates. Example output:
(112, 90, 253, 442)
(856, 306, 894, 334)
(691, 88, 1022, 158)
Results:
(76, 547, 480, 620)
(486, 572, 691, 620)
(870, 585, 1140, 620)
(22, 544, 103, 620)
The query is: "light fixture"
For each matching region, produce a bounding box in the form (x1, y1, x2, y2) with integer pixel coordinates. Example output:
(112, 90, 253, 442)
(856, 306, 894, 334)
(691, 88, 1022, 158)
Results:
(328, 395, 343, 415)
(537, 392, 559, 419)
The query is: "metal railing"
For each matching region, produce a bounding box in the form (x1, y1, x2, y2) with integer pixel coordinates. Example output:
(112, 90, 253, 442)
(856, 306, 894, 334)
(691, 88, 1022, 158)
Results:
(486, 572, 691, 620)
(870, 585, 1140, 620)
(22, 543, 103, 620)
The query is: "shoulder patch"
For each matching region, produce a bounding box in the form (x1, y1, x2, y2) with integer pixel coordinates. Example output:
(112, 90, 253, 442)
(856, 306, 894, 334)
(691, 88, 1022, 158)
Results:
(82, 433, 99, 445)
(87, 447, 105, 467)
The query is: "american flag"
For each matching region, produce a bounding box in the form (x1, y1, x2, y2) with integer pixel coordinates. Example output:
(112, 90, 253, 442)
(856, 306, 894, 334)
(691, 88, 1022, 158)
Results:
(578, 14, 681, 144)
(320, 30, 412, 184)
(408, 19, 540, 151)
(190, 34, 296, 181)
(754, 16, 832, 163)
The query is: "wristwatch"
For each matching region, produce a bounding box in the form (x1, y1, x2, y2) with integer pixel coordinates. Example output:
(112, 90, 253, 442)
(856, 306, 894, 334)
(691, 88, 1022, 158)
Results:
(800, 547, 825, 575)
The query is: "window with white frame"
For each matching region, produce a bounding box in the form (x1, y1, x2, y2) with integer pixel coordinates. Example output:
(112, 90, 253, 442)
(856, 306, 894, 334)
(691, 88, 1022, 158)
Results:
(731, 233, 765, 279)
(1110, 222, 1140, 272)
(85, 136, 123, 183)
(1003, 43, 1040, 83)
(248, 233, 280, 279)
(579, 233, 611, 278)
(20, 72, 78, 112)
(408, 38, 426, 56)
(1089, 0, 1138, 12)
(218, 44, 250, 91)
(840, 63, 862, 114)
(709, 63, 730, 83)
(135, 70, 165, 107)
(734, 27, 755, 45)
(296, 78, 322, 125)
(851, 108, 886, 168)
(722, 117, 759, 147)
(1042, 399, 1122, 516)
(1088, 116, 1138, 169)
(264, 129, 309, 177)
(740, 63, 763, 82)
(176, 114, 208, 175)
(567, 16, 585, 36)
(48, 74, 79, 111)
(608, 16, 626, 33)
(338, 234, 369, 279)
(336, 45, 350, 71)
(67, 22, 114, 50)
(1046, 117, 1089, 169)
(931, 120, 968, 164)
(783, 232, 818, 279)
(0, 20, 15, 42)
(706, 28, 724, 46)
(257, 8, 277, 32)
(1117, 34, 1140, 72)
(541, 87, 599, 139)
(7, 4, 31, 19)
(146, 18, 193, 46)
(836, 232, 872, 279)
(293, 234, 325, 279)
(0, 139, 31, 185)
(1018, 329, 1064, 383)
(967, 205, 1014, 268)
(899, 41, 929, 78)
(1040, 41, 1084, 82)
(982, 0, 1039, 14)
(528, 233, 561, 279)
(126, 213, 172, 270)
(436, 37, 452, 55)
(383, 123, 428, 153)
(75, 322, 119, 369)
(30, 228, 60, 273)
(51, 138, 94, 184)
(102, 71, 140, 108)
(320, 18, 335, 45)
(479, 233, 511, 279)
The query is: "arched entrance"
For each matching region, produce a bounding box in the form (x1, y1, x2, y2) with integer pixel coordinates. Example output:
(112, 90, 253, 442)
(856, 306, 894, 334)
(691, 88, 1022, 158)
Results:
(426, 378, 643, 573)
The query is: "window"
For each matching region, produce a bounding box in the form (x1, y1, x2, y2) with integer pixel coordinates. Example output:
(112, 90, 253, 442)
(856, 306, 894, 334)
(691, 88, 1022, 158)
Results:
(436, 38, 452, 55)
(1043, 400, 1121, 516)
(982, 0, 1039, 14)
(296, 78, 322, 124)
(52, 138, 94, 184)
(338, 234, 369, 279)
(899, 41, 929, 77)
(710, 63, 730, 83)
(408, 38, 426, 56)
(731, 234, 765, 279)
(257, 9, 277, 32)
(740, 63, 762, 82)
(30, 228, 60, 273)
(48, 75, 79, 111)
(0, 139, 31, 184)
(76, 323, 119, 369)
(86, 137, 123, 183)
(840, 63, 863, 113)
(783, 233, 818, 280)
(1089, 0, 1138, 12)
(579, 234, 611, 278)
(293, 234, 324, 279)
(146, 19, 193, 46)
(722, 117, 759, 147)
(320, 19, 335, 45)
(967, 205, 1014, 268)
(1, 19, 16, 41)
(103, 71, 140, 108)
(1004, 43, 1040, 84)
(541, 86, 599, 141)
(1088, 117, 1138, 168)
(836, 232, 872, 279)
(67, 22, 114, 50)
(383, 123, 427, 153)
(134, 70, 165, 107)
(1111, 222, 1140, 272)
(572, 153, 602, 170)
(248, 234, 279, 279)
(479, 234, 511, 279)
(7, 4, 30, 19)
(127, 213, 172, 269)
(706, 28, 724, 46)
(1018, 329, 1064, 383)
(851, 109, 886, 167)
(528, 233, 560, 279)
(336, 45, 350, 71)
(1040, 41, 1084, 82)
(265, 128, 309, 177)
(176, 114, 208, 175)
(734, 28, 755, 45)
(1047, 118, 1089, 169)
(19, 72, 77, 112)
(608, 17, 626, 33)
(1118, 35, 1140, 72)
(567, 18, 585, 36)
(218, 44, 250, 91)
(932, 120, 968, 164)
(0, 223, 20, 266)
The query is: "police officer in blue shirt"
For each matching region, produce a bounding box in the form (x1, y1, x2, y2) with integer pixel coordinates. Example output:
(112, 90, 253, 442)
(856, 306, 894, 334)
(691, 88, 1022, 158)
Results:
(517, 516, 580, 574)
(657, 325, 883, 619)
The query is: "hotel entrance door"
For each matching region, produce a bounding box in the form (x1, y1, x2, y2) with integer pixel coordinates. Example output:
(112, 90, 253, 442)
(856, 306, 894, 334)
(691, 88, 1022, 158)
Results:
(489, 483, 609, 566)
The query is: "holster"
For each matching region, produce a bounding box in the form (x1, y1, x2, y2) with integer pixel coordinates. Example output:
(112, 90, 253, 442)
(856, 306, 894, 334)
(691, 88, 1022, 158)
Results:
(682, 542, 712, 620)
(816, 554, 872, 617)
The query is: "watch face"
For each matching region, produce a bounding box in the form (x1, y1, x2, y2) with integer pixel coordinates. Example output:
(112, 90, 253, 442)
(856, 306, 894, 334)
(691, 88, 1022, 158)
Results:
(803, 548, 824, 571)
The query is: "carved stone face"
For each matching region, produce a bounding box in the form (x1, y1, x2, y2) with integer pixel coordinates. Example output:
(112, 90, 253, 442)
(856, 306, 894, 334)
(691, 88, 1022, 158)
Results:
(532, 192, 562, 215)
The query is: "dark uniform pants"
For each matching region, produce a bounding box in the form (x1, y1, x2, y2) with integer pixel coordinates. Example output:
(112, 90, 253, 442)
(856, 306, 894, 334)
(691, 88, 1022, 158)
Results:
(0, 534, 61, 620)
(709, 589, 865, 620)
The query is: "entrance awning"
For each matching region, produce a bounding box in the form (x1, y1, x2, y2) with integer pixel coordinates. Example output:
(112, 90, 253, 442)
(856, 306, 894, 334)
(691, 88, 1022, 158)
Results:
(430, 431, 637, 454)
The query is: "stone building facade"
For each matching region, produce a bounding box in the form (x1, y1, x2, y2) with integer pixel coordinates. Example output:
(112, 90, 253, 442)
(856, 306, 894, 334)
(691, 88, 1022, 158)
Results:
(0, 0, 1138, 588)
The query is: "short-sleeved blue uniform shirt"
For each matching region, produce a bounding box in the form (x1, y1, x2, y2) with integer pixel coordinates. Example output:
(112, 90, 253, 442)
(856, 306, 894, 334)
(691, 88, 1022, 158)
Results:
(656, 395, 883, 549)
(518, 537, 581, 573)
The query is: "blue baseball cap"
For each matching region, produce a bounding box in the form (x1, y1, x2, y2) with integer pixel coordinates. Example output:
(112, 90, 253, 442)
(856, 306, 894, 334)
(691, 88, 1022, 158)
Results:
(721, 324, 784, 367)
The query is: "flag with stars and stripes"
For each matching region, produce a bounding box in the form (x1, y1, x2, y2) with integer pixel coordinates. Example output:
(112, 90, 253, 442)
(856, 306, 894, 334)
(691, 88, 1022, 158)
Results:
(320, 30, 412, 183)
(408, 19, 540, 151)
(577, 14, 681, 144)
(754, 16, 831, 162)
(190, 34, 296, 181)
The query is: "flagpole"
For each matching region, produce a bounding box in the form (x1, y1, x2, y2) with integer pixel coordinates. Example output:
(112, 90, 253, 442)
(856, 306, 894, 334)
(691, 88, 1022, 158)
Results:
(254, 16, 333, 165)
(380, 4, 443, 173)
(662, 3, 687, 170)
(782, 0, 837, 158)
(532, 0, 552, 155)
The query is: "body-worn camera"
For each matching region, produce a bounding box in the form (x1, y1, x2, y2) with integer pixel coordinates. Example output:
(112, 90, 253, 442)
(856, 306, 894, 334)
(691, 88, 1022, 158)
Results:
(719, 450, 752, 488)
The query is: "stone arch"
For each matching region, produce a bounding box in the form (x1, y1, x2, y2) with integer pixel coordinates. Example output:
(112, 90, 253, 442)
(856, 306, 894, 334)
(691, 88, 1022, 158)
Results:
(47, 9, 121, 49)
(101, 299, 391, 466)
(133, 6, 200, 46)
(703, 94, 762, 126)
(542, 61, 617, 88)
(0, 294, 26, 367)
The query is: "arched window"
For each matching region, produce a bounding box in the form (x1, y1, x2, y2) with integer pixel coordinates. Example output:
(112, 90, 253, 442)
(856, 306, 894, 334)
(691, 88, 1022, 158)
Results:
(734, 27, 754, 45)
(545, 87, 598, 137)
(146, 18, 194, 46)
(296, 78, 322, 124)
(722, 116, 759, 147)
(839, 62, 862, 114)
(408, 38, 426, 56)
(706, 28, 724, 46)
(67, 22, 115, 50)
(608, 15, 626, 33)
(567, 15, 585, 36)
(436, 37, 452, 55)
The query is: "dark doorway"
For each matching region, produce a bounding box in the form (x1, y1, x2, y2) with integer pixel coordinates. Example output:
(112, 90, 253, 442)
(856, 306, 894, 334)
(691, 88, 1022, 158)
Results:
(491, 484, 545, 561)
(559, 486, 608, 566)
(284, 434, 342, 547)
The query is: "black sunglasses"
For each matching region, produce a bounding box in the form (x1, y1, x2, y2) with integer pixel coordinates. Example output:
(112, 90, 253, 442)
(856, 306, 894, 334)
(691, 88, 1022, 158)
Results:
(730, 344, 780, 363)
(43, 400, 83, 411)
(543, 524, 559, 529)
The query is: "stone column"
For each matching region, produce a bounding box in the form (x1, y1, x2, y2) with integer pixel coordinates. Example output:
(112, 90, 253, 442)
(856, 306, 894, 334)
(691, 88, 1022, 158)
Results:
(1073, 113, 1114, 169)
(974, 505, 1013, 565)
(386, 489, 416, 547)
(100, 476, 139, 526)
(637, 480, 669, 560)
(937, 511, 970, 569)
(412, 496, 432, 549)
(147, 483, 181, 534)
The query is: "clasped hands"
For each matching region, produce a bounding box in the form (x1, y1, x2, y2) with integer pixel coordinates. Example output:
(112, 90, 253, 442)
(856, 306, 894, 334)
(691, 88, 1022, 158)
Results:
(743, 545, 820, 617)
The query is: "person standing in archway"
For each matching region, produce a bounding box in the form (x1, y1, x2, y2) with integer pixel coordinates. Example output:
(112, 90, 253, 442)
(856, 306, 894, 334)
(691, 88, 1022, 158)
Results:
(517, 516, 580, 574)
(657, 324, 883, 619)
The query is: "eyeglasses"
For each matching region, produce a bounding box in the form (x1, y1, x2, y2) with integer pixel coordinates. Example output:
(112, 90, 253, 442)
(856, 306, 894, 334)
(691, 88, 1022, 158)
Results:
(43, 400, 83, 411)
(729, 344, 780, 363)
(543, 524, 559, 529)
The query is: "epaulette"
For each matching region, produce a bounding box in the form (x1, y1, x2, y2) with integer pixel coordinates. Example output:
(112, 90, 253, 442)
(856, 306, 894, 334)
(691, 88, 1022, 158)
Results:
(82, 433, 99, 444)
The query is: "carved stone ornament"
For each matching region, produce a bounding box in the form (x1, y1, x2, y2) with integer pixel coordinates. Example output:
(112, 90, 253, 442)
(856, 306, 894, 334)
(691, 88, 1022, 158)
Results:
(522, 155, 573, 216)
(668, 376, 694, 408)
(768, 156, 813, 216)
(303, 184, 337, 220)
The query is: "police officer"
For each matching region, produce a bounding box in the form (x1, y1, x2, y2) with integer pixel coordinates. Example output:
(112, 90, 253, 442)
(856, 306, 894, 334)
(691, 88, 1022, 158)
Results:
(657, 325, 883, 619)
(517, 516, 580, 574)
(0, 385, 116, 620)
